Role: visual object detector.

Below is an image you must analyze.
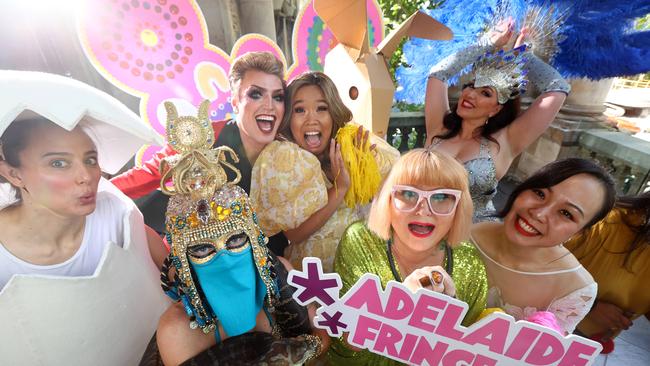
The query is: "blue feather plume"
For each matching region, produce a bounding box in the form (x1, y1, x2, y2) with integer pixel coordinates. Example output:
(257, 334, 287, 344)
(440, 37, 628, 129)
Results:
(395, 0, 527, 104)
(552, 0, 650, 79)
(396, 0, 650, 105)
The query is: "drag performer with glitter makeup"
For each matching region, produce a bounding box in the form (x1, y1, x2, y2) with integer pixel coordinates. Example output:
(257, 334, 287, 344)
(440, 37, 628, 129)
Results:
(425, 20, 570, 222)
(328, 149, 488, 366)
(155, 101, 324, 366)
(110, 51, 291, 254)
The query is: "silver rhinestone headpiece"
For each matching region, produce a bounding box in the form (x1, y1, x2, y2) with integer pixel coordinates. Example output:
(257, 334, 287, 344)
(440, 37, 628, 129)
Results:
(472, 45, 529, 104)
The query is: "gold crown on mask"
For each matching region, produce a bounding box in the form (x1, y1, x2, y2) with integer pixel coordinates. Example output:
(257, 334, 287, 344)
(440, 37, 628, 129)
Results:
(160, 100, 241, 201)
(472, 45, 529, 104)
(161, 100, 278, 334)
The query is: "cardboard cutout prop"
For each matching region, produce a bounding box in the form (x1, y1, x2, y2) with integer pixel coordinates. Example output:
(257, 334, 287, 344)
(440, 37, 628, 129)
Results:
(314, 0, 452, 136)
(286, 0, 385, 80)
(0, 181, 170, 366)
(0, 71, 163, 175)
(289, 257, 603, 366)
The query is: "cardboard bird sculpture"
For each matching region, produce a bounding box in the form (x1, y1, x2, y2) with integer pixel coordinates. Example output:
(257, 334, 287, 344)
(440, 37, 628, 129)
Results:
(314, 0, 453, 137)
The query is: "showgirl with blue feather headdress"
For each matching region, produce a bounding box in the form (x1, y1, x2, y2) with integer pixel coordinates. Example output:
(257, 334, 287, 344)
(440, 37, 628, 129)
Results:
(421, 12, 571, 222)
(404, 0, 650, 222)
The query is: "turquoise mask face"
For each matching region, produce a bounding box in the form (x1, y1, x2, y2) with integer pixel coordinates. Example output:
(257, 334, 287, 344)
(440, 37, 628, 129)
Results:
(190, 242, 267, 338)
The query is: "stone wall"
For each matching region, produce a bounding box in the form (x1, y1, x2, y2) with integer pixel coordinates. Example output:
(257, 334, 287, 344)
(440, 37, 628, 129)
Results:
(577, 130, 650, 194)
(507, 78, 615, 181)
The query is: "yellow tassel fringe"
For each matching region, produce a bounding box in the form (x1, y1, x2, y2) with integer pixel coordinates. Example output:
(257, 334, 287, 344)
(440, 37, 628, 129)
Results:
(335, 124, 382, 208)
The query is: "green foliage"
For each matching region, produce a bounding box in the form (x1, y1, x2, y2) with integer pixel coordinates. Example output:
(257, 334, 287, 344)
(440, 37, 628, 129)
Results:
(377, 0, 445, 112)
(393, 101, 424, 112)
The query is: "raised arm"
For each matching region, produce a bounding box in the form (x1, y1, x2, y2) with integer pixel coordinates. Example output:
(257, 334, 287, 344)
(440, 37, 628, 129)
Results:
(424, 77, 450, 143)
(425, 43, 492, 142)
(506, 52, 570, 157)
(425, 19, 514, 145)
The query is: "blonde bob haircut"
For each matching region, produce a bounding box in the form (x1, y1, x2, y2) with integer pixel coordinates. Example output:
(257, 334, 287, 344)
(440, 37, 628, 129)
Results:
(367, 148, 473, 247)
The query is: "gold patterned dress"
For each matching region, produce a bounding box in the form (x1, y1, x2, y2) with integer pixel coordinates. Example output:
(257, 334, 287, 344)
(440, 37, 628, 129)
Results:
(250, 136, 398, 272)
(328, 222, 488, 365)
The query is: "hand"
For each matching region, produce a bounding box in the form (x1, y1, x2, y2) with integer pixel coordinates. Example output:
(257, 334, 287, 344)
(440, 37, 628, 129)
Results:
(514, 26, 530, 49)
(589, 301, 633, 336)
(402, 266, 457, 298)
(488, 17, 515, 49)
(329, 139, 350, 194)
(353, 125, 376, 152)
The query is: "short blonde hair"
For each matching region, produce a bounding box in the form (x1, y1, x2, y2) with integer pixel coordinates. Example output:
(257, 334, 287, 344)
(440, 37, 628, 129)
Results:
(367, 148, 473, 247)
(229, 51, 286, 97)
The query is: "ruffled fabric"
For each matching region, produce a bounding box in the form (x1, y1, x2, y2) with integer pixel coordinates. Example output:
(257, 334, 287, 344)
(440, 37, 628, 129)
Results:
(488, 283, 597, 334)
(250, 141, 328, 236)
(251, 137, 399, 273)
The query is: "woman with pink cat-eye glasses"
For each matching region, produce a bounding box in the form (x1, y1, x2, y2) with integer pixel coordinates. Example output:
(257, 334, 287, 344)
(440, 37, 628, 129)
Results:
(328, 148, 488, 365)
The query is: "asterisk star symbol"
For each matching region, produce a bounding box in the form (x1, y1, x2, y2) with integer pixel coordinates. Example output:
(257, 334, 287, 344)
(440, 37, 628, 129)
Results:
(289, 258, 341, 306)
(318, 311, 347, 336)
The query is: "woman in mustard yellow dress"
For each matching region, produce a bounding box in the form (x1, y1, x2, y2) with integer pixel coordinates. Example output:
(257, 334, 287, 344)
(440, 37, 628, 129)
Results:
(565, 191, 650, 352)
(250, 71, 399, 272)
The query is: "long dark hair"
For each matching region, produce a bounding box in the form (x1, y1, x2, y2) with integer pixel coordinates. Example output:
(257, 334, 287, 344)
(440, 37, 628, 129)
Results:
(432, 88, 521, 147)
(615, 191, 650, 268)
(499, 158, 617, 230)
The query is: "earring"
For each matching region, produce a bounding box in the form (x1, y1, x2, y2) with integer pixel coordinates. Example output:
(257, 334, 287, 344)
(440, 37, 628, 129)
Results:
(232, 106, 239, 114)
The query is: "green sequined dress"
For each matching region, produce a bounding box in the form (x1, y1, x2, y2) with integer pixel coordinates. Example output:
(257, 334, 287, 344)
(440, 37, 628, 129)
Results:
(328, 221, 488, 365)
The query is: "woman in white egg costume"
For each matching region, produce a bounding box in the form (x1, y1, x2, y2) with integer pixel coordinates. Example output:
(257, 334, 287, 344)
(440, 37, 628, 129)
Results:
(0, 70, 169, 365)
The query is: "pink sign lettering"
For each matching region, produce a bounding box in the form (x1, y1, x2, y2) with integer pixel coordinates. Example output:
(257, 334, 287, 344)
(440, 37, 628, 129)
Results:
(288, 257, 602, 366)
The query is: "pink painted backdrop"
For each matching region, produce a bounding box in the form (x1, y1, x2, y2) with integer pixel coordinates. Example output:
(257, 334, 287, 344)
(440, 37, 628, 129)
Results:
(77, 0, 382, 165)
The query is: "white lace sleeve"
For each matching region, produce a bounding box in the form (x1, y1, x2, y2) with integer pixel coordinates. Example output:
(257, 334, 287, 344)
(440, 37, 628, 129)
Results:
(549, 282, 598, 334)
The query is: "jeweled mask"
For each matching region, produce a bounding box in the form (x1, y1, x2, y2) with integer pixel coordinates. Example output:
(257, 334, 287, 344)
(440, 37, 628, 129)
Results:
(161, 100, 278, 334)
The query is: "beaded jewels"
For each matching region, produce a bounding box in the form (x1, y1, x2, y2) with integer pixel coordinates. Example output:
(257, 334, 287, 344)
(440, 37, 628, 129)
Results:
(161, 100, 278, 334)
(160, 100, 241, 200)
(472, 45, 529, 104)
